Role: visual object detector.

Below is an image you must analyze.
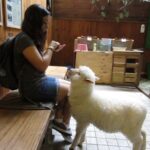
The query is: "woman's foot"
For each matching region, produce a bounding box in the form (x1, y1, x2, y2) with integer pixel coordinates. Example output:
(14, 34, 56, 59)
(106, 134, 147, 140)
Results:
(52, 120, 72, 135)
(62, 134, 72, 144)
(52, 119, 72, 143)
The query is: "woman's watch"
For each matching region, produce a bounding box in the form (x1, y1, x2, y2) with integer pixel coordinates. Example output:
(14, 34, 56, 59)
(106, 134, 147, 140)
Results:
(48, 41, 60, 52)
(48, 46, 55, 52)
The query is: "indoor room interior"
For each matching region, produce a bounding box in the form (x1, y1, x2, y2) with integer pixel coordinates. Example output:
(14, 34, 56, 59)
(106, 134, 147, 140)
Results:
(0, 0, 150, 150)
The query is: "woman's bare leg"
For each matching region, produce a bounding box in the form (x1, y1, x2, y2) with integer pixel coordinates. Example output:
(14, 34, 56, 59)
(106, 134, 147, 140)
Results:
(55, 79, 71, 125)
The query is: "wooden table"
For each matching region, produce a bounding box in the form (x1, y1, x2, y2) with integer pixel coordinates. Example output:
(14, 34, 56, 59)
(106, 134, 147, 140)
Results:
(45, 66, 67, 79)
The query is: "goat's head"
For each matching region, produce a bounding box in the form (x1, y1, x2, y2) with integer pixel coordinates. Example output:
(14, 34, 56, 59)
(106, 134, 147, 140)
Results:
(69, 66, 99, 85)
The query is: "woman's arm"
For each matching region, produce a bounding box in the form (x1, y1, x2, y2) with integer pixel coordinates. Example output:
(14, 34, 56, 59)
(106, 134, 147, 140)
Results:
(22, 45, 53, 72)
(22, 41, 66, 73)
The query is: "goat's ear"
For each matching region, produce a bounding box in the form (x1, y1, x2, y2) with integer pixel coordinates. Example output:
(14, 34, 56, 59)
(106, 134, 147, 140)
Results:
(85, 79, 94, 83)
(85, 76, 100, 83)
(68, 68, 80, 77)
(95, 76, 100, 81)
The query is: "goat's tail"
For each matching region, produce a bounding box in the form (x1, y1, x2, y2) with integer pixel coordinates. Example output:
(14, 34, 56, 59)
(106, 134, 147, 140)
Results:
(141, 130, 146, 150)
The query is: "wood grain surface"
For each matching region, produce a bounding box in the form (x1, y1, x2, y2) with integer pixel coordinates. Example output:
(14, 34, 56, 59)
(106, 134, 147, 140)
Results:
(0, 110, 51, 150)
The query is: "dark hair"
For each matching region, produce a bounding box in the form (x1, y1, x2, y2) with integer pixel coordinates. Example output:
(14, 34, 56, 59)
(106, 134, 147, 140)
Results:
(22, 4, 50, 52)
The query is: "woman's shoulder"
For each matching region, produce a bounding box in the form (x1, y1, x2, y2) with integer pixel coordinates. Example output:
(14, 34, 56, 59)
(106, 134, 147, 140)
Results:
(16, 32, 33, 42)
(15, 32, 34, 52)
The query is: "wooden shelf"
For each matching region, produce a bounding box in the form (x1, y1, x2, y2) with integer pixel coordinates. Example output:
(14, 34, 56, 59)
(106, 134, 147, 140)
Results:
(75, 50, 143, 86)
(112, 50, 143, 85)
(126, 63, 139, 68)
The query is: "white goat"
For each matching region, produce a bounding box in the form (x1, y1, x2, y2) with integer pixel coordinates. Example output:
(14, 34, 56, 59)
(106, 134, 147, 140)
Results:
(69, 66, 147, 150)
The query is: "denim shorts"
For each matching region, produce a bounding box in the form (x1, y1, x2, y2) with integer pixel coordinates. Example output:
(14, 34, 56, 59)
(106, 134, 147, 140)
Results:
(19, 76, 59, 104)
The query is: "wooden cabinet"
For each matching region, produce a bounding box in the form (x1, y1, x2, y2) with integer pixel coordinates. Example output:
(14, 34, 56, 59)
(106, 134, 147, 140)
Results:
(75, 51, 113, 84)
(75, 50, 143, 85)
(112, 50, 143, 85)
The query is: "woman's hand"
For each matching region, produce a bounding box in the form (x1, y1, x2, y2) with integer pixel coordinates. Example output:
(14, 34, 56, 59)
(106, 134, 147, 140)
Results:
(54, 44, 66, 52)
(48, 40, 66, 52)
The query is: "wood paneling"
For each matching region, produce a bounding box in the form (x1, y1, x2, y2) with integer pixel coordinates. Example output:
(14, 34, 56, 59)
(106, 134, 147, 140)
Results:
(0, 0, 46, 44)
(50, 0, 150, 71)
(51, 19, 146, 67)
(53, 0, 150, 21)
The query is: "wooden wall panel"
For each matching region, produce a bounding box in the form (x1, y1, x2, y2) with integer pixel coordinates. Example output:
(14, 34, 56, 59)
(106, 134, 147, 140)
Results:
(50, 0, 150, 74)
(51, 19, 146, 67)
(143, 51, 150, 72)
(0, 0, 46, 44)
(47, 16, 53, 44)
(53, 0, 150, 21)
(23, 0, 46, 13)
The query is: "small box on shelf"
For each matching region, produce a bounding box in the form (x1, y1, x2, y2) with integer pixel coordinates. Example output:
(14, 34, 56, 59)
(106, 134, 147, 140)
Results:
(74, 36, 99, 52)
(112, 38, 134, 51)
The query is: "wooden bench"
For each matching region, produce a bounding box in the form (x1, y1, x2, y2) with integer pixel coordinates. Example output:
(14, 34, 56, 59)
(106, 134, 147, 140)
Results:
(0, 66, 68, 150)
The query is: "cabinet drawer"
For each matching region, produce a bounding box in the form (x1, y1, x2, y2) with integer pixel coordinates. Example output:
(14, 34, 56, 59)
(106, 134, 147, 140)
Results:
(112, 73, 124, 83)
(126, 63, 139, 68)
(113, 67, 125, 73)
(126, 56, 139, 60)
(114, 56, 126, 64)
(125, 73, 137, 78)
(124, 77, 137, 83)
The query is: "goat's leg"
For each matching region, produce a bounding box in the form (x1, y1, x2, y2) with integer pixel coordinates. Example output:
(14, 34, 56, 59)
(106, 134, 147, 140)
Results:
(78, 128, 87, 147)
(141, 131, 146, 150)
(69, 122, 89, 150)
(132, 133, 143, 150)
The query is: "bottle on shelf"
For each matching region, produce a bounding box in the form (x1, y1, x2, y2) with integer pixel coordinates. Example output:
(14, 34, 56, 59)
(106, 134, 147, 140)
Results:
(93, 43, 97, 51)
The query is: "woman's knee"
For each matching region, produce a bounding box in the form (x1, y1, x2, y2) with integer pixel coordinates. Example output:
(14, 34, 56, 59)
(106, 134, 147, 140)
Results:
(56, 79, 70, 102)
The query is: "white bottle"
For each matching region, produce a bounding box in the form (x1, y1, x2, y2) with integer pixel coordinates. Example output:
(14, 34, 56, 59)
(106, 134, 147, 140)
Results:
(93, 43, 97, 51)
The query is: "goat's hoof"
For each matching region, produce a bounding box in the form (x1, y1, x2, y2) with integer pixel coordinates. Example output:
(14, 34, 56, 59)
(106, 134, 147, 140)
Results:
(69, 147, 74, 150)
(78, 143, 83, 147)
